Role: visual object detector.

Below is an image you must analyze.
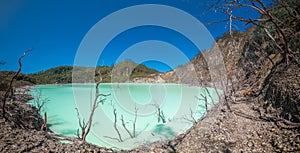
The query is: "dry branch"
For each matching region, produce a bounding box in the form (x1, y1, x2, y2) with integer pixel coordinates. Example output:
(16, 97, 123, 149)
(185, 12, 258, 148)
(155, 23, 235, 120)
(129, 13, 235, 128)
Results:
(41, 112, 47, 131)
(32, 89, 49, 112)
(76, 70, 109, 141)
(152, 103, 166, 124)
(121, 115, 133, 138)
(182, 107, 197, 124)
(195, 93, 208, 112)
(112, 106, 123, 142)
(133, 106, 138, 137)
(2, 49, 32, 117)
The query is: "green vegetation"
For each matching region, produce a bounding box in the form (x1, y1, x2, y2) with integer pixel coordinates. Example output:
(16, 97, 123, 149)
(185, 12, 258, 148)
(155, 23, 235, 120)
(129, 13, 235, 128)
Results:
(0, 61, 158, 90)
(28, 66, 73, 84)
(0, 71, 34, 91)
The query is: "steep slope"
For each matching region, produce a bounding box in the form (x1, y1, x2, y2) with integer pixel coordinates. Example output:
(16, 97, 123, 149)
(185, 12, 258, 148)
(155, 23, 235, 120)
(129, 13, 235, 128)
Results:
(159, 31, 246, 87)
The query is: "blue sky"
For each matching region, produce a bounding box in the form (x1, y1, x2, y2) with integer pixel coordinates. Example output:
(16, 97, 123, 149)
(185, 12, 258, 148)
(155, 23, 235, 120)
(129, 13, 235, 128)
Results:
(0, 0, 259, 73)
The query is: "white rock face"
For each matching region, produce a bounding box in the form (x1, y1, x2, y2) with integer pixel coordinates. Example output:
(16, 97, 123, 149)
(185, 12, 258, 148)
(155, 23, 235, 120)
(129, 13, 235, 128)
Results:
(131, 74, 166, 83)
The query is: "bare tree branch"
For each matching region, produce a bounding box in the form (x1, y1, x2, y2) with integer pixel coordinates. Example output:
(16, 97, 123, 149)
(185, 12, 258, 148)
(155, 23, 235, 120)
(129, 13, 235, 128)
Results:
(2, 49, 32, 117)
(41, 112, 47, 131)
(32, 89, 49, 112)
(104, 136, 122, 142)
(151, 103, 166, 124)
(121, 115, 133, 138)
(182, 107, 197, 124)
(76, 69, 109, 141)
(112, 104, 123, 142)
(133, 106, 138, 137)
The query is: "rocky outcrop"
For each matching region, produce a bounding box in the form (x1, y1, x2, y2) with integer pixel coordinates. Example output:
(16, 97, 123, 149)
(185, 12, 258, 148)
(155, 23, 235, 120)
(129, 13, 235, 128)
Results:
(131, 73, 166, 83)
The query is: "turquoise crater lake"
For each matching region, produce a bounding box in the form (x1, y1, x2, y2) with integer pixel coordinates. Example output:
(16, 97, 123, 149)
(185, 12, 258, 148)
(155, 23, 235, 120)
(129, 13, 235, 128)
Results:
(29, 83, 219, 150)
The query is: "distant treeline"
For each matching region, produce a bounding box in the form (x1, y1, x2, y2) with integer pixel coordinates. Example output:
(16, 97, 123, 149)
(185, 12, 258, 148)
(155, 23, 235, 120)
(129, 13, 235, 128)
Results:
(0, 61, 158, 90)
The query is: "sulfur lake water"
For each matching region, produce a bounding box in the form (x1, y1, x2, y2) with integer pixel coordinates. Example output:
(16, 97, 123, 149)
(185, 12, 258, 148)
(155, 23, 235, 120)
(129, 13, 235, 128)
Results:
(29, 83, 219, 150)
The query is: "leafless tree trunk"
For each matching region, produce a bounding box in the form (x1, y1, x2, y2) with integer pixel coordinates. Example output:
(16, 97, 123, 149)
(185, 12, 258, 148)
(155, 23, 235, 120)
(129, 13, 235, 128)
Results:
(76, 108, 88, 140)
(133, 106, 138, 137)
(112, 105, 123, 142)
(189, 108, 197, 124)
(121, 115, 133, 138)
(106, 103, 138, 141)
(41, 112, 47, 131)
(213, 70, 232, 112)
(120, 106, 138, 138)
(76, 70, 110, 141)
(2, 49, 31, 117)
(32, 89, 49, 112)
(182, 107, 197, 124)
(196, 92, 208, 112)
(152, 104, 166, 124)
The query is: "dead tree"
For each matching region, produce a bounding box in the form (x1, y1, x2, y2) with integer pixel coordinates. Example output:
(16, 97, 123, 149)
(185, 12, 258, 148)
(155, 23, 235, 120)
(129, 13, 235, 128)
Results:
(112, 104, 123, 142)
(132, 106, 138, 137)
(219, 70, 232, 112)
(41, 112, 47, 131)
(2, 49, 31, 117)
(189, 108, 197, 124)
(121, 115, 133, 138)
(76, 108, 88, 140)
(120, 106, 138, 138)
(152, 103, 166, 124)
(182, 107, 197, 124)
(194, 87, 213, 121)
(32, 89, 49, 112)
(195, 92, 208, 112)
(76, 70, 110, 141)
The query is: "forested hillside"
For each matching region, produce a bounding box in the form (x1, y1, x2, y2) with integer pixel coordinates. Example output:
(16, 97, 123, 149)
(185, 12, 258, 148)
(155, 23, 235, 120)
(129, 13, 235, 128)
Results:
(0, 61, 158, 89)
(0, 71, 35, 90)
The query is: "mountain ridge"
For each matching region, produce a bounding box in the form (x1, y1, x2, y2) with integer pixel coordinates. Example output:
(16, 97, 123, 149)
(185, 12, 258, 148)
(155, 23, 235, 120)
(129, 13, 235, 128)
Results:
(0, 60, 159, 87)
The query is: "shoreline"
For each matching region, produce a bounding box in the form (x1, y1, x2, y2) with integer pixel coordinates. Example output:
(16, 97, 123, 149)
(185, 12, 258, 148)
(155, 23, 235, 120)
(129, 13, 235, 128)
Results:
(1, 86, 299, 152)
(1, 71, 299, 152)
(26, 83, 218, 150)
